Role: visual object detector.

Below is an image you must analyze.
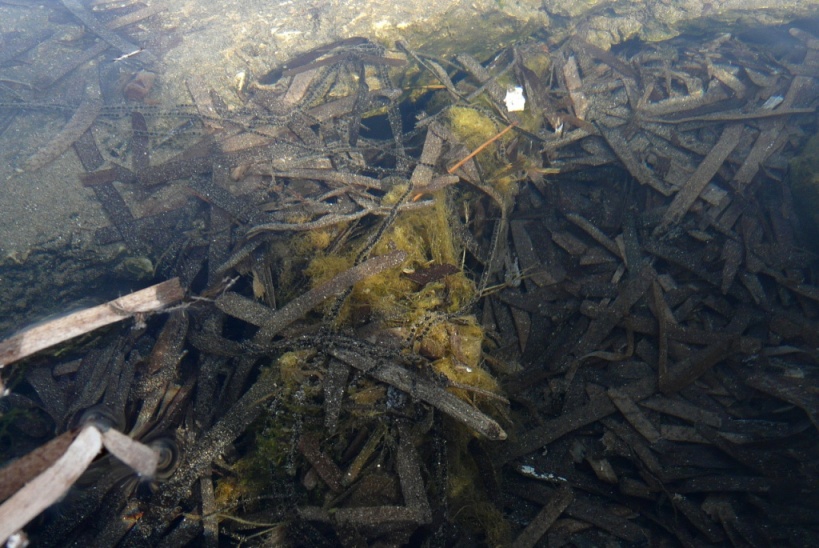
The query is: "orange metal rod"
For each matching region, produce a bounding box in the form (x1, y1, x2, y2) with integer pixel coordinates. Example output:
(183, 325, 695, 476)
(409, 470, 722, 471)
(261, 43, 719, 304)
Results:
(446, 121, 518, 175)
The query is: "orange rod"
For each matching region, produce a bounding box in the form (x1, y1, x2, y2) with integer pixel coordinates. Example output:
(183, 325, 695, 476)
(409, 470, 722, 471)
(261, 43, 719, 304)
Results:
(447, 121, 518, 175)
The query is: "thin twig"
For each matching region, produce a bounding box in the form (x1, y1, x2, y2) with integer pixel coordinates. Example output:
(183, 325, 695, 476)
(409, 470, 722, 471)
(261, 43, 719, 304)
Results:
(447, 121, 518, 174)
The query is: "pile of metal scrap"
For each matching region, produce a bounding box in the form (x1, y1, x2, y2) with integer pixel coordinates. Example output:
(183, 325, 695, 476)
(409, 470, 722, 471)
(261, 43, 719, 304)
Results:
(462, 29, 819, 547)
(2, 4, 819, 544)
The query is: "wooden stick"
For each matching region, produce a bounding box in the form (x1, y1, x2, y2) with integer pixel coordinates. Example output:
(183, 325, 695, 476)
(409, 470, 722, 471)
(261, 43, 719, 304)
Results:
(0, 423, 160, 543)
(0, 278, 184, 368)
(0, 426, 102, 544)
(447, 121, 518, 174)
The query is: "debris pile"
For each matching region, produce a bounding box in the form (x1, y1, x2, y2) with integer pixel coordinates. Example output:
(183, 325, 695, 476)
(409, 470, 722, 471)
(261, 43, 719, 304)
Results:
(1, 2, 819, 545)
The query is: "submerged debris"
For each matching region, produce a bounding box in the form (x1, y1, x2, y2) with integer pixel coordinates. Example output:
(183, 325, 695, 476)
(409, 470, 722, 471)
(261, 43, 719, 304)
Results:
(1, 7, 819, 545)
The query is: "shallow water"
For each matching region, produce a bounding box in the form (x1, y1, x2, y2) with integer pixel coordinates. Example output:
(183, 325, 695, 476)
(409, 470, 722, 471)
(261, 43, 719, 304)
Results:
(1, 1, 819, 546)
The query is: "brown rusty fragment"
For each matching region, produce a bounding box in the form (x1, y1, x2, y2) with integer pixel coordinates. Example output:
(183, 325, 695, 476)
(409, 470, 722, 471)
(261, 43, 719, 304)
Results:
(644, 239, 721, 287)
(565, 494, 648, 543)
(660, 425, 708, 444)
(562, 56, 589, 120)
(80, 163, 136, 186)
(61, 0, 158, 65)
(21, 86, 102, 171)
(343, 424, 387, 487)
(671, 493, 726, 543)
(598, 126, 673, 195)
(745, 372, 819, 431)
(395, 423, 431, 522)
(572, 263, 655, 359)
(501, 376, 656, 462)
(732, 76, 814, 189)
(456, 53, 508, 107)
(661, 340, 737, 394)
(564, 212, 623, 260)
(131, 111, 150, 171)
(640, 394, 723, 428)
(720, 238, 743, 294)
(678, 476, 772, 494)
(333, 506, 429, 528)
(551, 230, 587, 256)
(272, 168, 383, 190)
(92, 183, 142, 251)
(510, 220, 554, 286)
(638, 80, 730, 117)
(323, 359, 349, 433)
(137, 153, 214, 187)
(329, 345, 506, 441)
(508, 299, 531, 353)
(512, 486, 574, 548)
(607, 388, 661, 444)
(188, 175, 262, 224)
(186, 76, 223, 131)
(658, 124, 745, 231)
(298, 432, 343, 493)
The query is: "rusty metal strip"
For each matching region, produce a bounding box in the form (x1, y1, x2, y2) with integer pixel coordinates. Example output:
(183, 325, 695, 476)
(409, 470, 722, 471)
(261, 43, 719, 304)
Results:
(297, 433, 343, 493)
(501, 375, 657, 462)
(510, 220, 553, 286)
(456, 53, 508, 107)
(599, 126, 673, 196)
(564, 212, 623, 260)
(658, 124, 745, 230)
(92, 183, 142, 251)
(732, 76, 814, 190)
(640, 394, 723, 428)
(61, 0, 158, 65)
(396, 423, 432, 521)
(0, 29, 53, 66)
(637, 81, 729, 117)
(186, 76, 223, 131)
(329, 345, 506, 441)
(323, 359, 349, 433)
(21, 84, 102, 171)
(607, 388, 661, 444)
(72, 128, 104, 171)
(81, 163, 137, 186)
(562, 56, 589, 119)
(511, 486, 574, 548)
(131, 111, 150, 172)
(188, 174, 260, 224)
(661, 340, 737, 394)
(273, 168, 383, 190)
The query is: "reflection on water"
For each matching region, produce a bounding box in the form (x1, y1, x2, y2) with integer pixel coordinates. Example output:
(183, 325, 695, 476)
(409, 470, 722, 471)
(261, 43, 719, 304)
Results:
(1, 1, 819, 545)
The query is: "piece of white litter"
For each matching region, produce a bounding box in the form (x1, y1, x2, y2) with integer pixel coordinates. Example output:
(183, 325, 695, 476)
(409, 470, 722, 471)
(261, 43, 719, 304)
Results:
(505, 86, 526, 112)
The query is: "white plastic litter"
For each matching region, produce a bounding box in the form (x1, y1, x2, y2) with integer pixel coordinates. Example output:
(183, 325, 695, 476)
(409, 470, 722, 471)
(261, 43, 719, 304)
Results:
(505, 86, 526, 112)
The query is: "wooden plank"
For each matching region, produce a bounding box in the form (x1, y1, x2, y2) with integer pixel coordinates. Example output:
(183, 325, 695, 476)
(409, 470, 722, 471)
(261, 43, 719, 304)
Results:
(0, 279, 184, 367)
